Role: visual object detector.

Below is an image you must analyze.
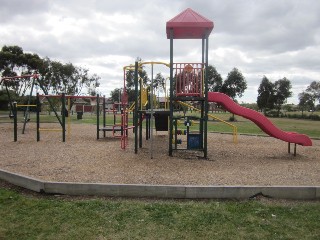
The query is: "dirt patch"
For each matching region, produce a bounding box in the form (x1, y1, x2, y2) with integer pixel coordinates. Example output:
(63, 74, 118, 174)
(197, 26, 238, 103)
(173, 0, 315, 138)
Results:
(1, 123, 319, 186)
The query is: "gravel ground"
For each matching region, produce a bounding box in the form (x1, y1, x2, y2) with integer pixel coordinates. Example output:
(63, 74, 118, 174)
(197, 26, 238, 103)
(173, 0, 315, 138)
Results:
(0, 123, 319, 186)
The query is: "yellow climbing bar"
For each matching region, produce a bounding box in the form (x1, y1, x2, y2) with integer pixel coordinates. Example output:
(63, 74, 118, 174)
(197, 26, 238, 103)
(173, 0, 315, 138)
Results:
(207, 113, 238, 144)
(16, 104, 37, 107)
(38, 128, 62, 132)
(177, 101, 238, 144)
(139, 61, 170, 67)
(123, 65, 142, 71)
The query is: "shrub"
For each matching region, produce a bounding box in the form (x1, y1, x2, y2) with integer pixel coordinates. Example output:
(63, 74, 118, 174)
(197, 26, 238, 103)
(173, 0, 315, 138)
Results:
(285, 113, 320, 121)
(229, 116, 237, 122)
(308, 114, 320, 121)
(265, 110, 279, 118)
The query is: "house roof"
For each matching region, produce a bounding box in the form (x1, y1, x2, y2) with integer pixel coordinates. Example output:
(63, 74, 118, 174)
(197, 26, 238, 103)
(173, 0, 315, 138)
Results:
(166, 8, 214, 39)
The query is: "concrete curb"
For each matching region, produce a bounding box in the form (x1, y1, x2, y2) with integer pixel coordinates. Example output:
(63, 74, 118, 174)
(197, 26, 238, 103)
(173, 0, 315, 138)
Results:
(1, 169, 319, 200)
(0, 169, 44, 192)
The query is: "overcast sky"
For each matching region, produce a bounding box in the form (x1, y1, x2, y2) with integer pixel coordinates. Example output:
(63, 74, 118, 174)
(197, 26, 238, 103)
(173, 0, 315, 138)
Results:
(1, 0, 319, 103)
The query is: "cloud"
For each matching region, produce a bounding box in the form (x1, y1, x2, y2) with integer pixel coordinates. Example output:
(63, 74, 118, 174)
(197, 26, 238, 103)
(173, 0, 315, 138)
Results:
(1, 0, 319, 103)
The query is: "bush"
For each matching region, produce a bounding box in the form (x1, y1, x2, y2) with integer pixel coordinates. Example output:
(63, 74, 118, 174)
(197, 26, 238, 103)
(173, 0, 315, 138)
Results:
(285, 113, 320, 121)
(308, 114, 320, 121)
(229, 116, 237, 122)
(265, 110, 279, 118)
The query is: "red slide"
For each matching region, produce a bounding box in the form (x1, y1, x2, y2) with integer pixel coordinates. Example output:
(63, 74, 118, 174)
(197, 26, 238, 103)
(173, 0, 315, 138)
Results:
(208, 92, 312, 146)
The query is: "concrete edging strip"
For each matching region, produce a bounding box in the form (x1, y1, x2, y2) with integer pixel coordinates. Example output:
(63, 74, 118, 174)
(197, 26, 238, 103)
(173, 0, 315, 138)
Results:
(1, 169, 319, 200)
(0, 169, 44, 193)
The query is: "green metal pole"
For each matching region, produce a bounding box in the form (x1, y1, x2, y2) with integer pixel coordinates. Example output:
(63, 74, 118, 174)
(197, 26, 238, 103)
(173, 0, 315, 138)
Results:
(134, 61, 139, 154)
(103, 95, 106, 138)
(22, 76, 36, 134)
(36, 93, 40, 141)
(169, 28, 174, 156)
(204, 36, 209, 159)
(62, 93, 66, 142)
(13, 102, 17, 142)
(97, 94, 100, 140)
(139, 112, 143, 148)
(200, 38, 205, 149)
(150, 64, 154, 159)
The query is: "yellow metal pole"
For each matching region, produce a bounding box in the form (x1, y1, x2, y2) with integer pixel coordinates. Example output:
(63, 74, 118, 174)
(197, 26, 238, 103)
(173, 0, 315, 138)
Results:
(38, 128, 62, 131)
(16, 104, 37, 107)
(177, 100, 238, 144)
(139, 61, 170, 68)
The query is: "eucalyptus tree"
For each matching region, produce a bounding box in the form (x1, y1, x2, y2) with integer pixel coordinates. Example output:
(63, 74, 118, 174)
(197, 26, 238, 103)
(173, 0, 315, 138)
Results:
(221, 68, 247, 100)
(257, 76, 275, 114)
(273, 77, 292, 116)
(207, 65, 223, 92)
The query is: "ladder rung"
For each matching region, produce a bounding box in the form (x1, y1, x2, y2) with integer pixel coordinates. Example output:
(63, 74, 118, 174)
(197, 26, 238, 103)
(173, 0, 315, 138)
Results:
(16, 104, 37, 107)
(38, 128, 62, 132)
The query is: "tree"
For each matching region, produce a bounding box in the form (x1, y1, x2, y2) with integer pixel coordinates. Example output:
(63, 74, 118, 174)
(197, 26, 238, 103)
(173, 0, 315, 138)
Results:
(298, 91, 314, 115)
(39, 60, 100, 96)
(123, 66, 149, 103)
(86, 73, 100, 96)
(153, 73, 166, 93)
(0, 89, 19, 110)
(257, 76, 275, 113)
(0, 45, 43, 96)
(207, 65, 223, 92)
(110, 88, 123, 103)
(125, 68, 149, 90)
(273, 77, 292, 116)
(306, 81, 320, 105)
(0, 45, 24, 75)
(1, 45, 100, 98)
(221, 68, 247, 100)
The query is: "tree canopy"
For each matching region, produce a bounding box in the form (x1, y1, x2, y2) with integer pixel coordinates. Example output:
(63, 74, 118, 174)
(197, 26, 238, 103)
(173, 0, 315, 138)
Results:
(0, 45, 43, 96)
(306, 81, 320, 105)
(0, 45, 100, 97)
(256, 76, 292, 115)
(207, 65, 223, 92)
(298, 91, 314, 114)
(273, 77, 292, 115)
(221, 68, 247, 100)
(257, 76, 275, 113)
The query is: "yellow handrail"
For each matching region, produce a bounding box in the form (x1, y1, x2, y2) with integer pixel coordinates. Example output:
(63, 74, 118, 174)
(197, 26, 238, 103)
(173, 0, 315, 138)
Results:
(177, 101, 238, 144)
(38, 128, 62, 132)
(128, 101, 135, 111)
(16, 104, 37, 107)
(139, 61, 170, 67)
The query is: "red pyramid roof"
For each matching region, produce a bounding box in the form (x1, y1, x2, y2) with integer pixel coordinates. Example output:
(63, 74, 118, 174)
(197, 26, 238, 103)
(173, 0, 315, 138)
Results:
(166, 8, 214, 39)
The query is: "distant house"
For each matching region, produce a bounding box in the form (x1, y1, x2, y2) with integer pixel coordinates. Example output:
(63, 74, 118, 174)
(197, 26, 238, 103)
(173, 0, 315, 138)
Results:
(104, 98, 115, 111)
(39, 95, 107, 114)
(73, 97, 106, 113)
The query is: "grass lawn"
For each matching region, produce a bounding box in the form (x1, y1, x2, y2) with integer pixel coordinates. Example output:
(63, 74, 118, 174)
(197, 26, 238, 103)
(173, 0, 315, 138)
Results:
(1, 110, 320, 138)
(1, 110, 319, 239)
(1, 186, 320, 240)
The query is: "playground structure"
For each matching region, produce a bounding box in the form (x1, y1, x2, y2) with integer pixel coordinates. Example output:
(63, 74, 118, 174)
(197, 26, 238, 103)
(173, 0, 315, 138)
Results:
(128, 8, 214, 158)
(1, 74, 104, 142)
(1, 8, 313, 157)
(125, 8, 312, 157)
(1, 74, 39, 133)
(0, 8, 318, 202)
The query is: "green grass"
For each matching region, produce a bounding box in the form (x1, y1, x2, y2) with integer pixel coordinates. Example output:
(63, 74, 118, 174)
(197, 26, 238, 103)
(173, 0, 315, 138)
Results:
(1, 187, 320, 239)
(180, 112, 320, 138)
(1, 110, 320, 138)
(206, 116, 320, 138)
